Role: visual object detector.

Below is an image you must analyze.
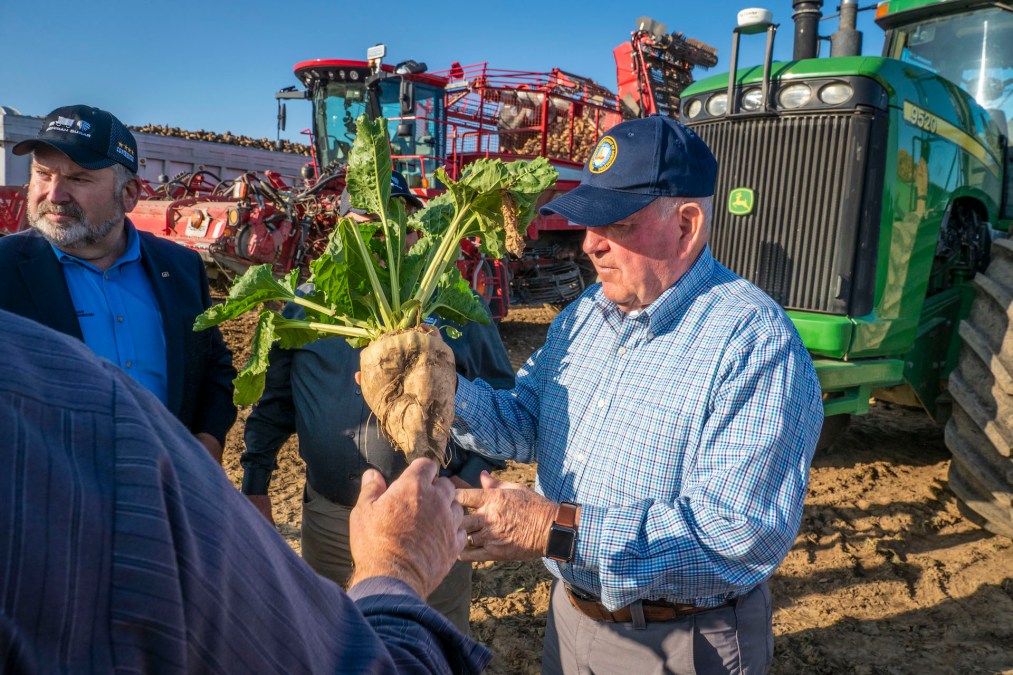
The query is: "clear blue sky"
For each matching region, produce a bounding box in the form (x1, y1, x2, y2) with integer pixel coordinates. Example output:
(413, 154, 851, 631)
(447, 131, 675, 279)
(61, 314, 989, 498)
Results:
(1, 0, 884, 143)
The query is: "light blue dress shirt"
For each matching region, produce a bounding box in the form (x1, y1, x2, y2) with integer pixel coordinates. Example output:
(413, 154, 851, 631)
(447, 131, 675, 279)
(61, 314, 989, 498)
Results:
(452, 246, 824, 610)
(52, 223, 169, 404)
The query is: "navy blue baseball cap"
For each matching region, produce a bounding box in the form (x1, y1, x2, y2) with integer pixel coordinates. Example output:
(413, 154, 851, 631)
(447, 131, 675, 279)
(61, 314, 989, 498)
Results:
(13, 104, 138, 174)
(539, 114, 717, 227)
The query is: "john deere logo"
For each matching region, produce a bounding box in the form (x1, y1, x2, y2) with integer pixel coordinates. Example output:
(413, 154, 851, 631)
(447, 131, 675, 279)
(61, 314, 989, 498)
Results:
(728, 188, 755, 216)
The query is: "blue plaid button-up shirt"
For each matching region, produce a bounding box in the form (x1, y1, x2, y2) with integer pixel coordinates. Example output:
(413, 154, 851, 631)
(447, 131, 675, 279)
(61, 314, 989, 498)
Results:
(452, 246, 823, 610)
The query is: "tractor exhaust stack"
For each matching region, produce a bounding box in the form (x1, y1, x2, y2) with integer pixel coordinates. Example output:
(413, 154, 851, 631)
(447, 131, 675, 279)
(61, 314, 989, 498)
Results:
(792, 0, 823, 59)
(831, 0, 863, 57)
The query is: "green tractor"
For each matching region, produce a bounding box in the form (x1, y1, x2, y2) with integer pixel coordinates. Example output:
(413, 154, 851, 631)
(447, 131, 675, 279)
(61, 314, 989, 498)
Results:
(680, 0, 1012, 536)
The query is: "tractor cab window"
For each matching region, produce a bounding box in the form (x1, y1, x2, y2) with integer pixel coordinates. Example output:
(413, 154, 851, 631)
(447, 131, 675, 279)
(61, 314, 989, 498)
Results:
(314, 79, 445, 188)
(890, 6, 1013, 133)
(314, 82, 369, 172)
(377, 82, 445, 189)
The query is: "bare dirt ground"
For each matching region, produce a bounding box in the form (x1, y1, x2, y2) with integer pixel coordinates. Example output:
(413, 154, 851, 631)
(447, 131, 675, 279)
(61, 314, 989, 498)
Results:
(218, 305, 1013, 675)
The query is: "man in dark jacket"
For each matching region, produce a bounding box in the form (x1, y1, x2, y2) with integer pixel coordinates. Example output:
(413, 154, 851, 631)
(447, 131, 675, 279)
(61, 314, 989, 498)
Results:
(0, 104, 236, 461)
(242, 179, 515, 633)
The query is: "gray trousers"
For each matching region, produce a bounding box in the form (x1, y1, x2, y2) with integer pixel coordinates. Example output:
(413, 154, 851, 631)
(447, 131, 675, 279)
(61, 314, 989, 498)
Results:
(542, 580, 773, 674)
(300, 482, 473, 635)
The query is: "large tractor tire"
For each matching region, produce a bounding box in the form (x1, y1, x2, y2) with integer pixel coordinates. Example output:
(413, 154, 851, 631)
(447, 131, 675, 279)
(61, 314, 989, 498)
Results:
(944, 238, 1013, 538)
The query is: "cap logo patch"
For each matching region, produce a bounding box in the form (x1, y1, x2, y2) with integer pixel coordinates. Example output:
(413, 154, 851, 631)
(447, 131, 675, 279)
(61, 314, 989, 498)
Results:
(589, 136, 618, 174)
(116, 142, 135, 161)
(46, 116, 93, 139)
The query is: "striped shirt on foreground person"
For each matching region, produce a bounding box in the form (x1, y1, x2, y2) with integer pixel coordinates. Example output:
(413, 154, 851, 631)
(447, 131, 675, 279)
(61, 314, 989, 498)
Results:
(0, 307, 490, 674)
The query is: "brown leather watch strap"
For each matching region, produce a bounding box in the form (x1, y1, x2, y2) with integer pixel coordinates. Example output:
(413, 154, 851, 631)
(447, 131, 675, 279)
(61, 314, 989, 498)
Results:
(555, 502, 580, 529)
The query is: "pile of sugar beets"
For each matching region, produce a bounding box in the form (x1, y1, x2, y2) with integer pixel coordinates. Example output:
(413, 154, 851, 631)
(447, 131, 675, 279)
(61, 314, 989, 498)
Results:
(196, 115, 557, 463)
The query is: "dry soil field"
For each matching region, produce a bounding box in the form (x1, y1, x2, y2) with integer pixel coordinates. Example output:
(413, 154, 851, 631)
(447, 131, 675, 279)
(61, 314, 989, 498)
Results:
(218, 305, 1013, 675)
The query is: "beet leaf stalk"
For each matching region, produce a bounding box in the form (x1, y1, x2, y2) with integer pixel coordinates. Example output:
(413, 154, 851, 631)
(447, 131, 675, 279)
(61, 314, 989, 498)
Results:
(195, 114, 557, 407)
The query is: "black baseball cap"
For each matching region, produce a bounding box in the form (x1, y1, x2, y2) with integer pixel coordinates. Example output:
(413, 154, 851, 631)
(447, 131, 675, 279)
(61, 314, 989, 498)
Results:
(338, 170, 424, 216)
(539, 114, 717, 227)
(13, 104, 138, 174)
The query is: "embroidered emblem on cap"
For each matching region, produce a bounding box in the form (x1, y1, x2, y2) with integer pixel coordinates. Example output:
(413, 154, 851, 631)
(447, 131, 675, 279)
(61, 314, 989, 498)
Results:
(116, 142, 135, 160)
(589, 136, 617, 174)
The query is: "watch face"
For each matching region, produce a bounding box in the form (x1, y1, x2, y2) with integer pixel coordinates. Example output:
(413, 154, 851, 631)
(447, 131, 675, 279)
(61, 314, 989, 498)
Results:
(545, 525, 576, 562)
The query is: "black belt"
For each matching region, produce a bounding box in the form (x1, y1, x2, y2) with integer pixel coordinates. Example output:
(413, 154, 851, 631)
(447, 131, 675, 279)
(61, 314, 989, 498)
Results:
(564, 584, 734, 623)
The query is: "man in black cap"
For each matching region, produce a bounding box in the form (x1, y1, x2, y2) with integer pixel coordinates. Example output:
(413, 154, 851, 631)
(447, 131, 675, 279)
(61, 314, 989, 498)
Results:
(452, 115, 824, 673)
(0, 104, 236, 462)
(241, 171, 515, 634)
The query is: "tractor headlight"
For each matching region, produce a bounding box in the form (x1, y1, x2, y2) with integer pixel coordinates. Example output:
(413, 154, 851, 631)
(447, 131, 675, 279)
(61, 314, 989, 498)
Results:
(778, 83, 812, 109)
(706, 92, 729, 116)
(818, 82, 853, 105)
(741, 88, 764, 111)
(685, 99, 703, 118)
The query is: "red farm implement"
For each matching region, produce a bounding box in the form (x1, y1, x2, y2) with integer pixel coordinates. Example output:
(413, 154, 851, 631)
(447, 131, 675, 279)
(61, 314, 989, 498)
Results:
(430, 62, 624, 303)
(613, 16, 719, 118)
(0, 186, 26, 235)
(128, 56, 625, 319)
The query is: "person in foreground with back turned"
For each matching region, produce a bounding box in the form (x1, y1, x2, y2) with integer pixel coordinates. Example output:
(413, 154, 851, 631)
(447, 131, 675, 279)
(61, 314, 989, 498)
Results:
(452, 115, 824, 674)
(0, 307, 490, 674)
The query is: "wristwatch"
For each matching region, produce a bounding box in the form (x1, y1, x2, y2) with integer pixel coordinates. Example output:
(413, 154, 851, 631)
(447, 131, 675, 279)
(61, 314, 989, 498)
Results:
(545, 501, 580, 562)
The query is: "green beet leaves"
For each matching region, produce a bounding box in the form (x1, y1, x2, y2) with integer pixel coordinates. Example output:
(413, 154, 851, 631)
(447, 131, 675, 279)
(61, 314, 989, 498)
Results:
(195, 114, 557, 405)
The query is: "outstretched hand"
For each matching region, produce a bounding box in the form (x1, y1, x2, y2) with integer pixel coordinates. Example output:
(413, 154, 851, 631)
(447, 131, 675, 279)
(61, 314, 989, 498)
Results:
(455, 471, 558, 562)
(349, 458, 467, 598)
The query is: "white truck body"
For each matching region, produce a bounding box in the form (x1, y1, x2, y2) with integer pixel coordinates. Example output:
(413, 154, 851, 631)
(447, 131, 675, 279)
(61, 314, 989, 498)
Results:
(0, 107, 308, 187)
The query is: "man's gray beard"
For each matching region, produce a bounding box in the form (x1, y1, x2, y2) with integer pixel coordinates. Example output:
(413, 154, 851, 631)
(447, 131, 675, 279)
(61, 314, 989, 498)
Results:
(29, 200, 123, 249)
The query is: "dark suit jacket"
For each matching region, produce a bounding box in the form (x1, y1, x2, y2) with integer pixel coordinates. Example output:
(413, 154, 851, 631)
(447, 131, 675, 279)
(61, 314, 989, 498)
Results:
(0, 224, 237, 444)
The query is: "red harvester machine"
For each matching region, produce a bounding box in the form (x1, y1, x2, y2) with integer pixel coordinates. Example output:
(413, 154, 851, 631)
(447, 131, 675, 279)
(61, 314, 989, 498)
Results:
(126, 56, 624, 320)
(614, 16, 719, 118)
